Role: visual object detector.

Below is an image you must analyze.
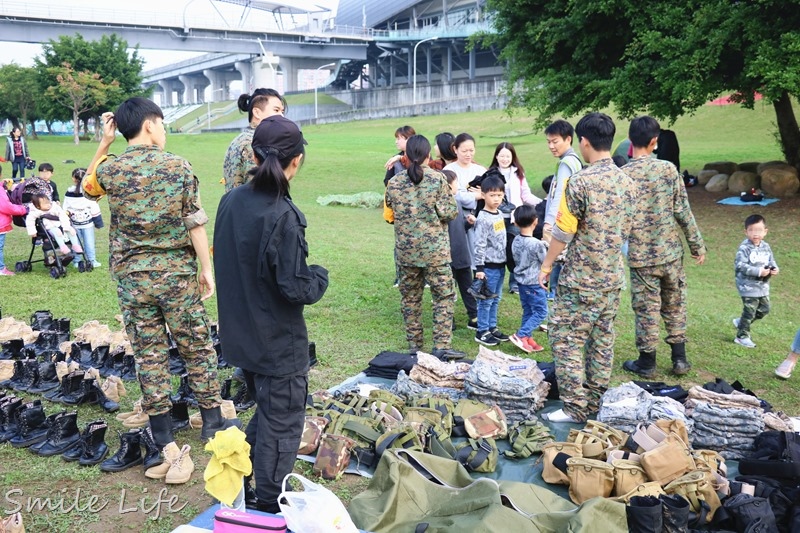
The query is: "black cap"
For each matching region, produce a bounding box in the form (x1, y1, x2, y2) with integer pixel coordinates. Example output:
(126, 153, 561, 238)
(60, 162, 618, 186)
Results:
(252, 115, 307, 161)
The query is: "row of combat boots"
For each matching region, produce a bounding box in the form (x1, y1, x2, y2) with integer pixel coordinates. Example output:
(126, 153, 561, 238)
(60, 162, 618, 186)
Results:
(68, 342, 136, 381)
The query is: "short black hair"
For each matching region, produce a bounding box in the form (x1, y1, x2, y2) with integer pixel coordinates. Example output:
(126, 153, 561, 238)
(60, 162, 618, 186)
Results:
(31, 193, 49, 208)
(481, 176, 505, 193)
(38, 162, 54, 172)
(575, 112, 615, 151)
(513, 205, 537, 228)
(114, 97, 164, 141)
(544, 119, 574, 141)
(629, 116, 660, 148)
(744, 214, 766, 228)
(441, 169, 457, 184)
(541, 175, 553, 194)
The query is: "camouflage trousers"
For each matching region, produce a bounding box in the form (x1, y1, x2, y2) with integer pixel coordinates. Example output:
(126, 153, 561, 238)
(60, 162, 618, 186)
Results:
(549, 286, 621, 423)
(398, 264, 455, 351)
(736, 296, 770, 338)
(116, 271, 221, 415)
(630, 258, 687, 352)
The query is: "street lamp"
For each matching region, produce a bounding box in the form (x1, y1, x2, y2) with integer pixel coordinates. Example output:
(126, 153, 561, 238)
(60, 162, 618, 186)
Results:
(315, 63, 336, 120)
(413, 36, 438, 108)
(207, 88, 225, 130)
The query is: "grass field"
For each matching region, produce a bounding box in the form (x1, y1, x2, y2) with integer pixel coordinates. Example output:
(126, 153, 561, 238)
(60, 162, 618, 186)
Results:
(1, 101, 798, 532)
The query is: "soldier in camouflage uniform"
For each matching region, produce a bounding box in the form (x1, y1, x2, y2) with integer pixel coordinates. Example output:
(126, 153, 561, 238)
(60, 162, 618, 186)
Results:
(537, 113, 635, 424)
(385, 135, 464, 361)
(83, 99, 236, 475)
(222, 88, 286, 192)
(621, 116, 706, 377)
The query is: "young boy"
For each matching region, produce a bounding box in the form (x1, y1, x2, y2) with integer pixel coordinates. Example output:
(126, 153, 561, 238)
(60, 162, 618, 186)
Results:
(26, 193, 83, 256)
(509, 205, 548, 353)
(733, 214, 778, 348)
(443, 169, 478, 330)
(473, 176, 510, 346)
(37, 163, 59, 202)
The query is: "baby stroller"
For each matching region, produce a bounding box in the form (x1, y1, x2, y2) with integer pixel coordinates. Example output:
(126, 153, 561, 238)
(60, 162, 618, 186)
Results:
(9, 181, 93, 278)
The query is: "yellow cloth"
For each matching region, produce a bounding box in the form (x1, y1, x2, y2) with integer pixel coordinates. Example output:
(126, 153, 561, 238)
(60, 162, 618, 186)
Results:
(81, 155, 109, 200)
(204, 426, 252, 506)
(555, 177, 578, 235)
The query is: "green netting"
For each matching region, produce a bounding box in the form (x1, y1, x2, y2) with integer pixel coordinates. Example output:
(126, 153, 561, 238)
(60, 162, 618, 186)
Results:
(317, 191, 384, 209)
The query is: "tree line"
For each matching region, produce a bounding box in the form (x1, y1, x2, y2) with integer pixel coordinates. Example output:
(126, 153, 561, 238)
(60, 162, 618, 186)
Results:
(0, 33, 149, 145)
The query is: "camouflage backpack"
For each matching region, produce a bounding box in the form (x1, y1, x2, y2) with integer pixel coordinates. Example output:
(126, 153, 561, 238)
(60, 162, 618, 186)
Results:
(298, 416, 329, 455)
(313, 433, 356, 480)
(453, 398, 492, 437)
(505, 420, 555, 459)
(455, 437, 498, 473)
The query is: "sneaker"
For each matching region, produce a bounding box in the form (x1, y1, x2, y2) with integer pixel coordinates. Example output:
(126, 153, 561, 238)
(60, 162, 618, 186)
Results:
(509, 285, 519, 294)
(775, 358, 796, 380)
(538, 324, 548, 332)
(475, 331, 499, 346)
(489, 328, 509, 342)
(734, 336, 756, 348)
(732, 318, 740, 329)
(91, 261, 102, 268)
(393, 280, 399, 288)
(466, 317, 478, 331)
(0, 268, 14, 276)
(524, 337, 545, 352)
(509, 334, 532, 353)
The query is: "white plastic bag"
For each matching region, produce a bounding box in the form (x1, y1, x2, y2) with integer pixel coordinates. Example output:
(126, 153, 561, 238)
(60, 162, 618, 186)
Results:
(278, 473, 359, 533)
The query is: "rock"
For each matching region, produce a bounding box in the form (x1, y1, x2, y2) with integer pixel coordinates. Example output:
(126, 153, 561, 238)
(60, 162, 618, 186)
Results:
(761, 166, 800, 197)
(738, 162, 761, 173)
(756, 161, 787, 175)
(705, 174, 729, 192)
(704, 161, 739, 176)
(697, 170, 718, 186)
(728, 171, 759, 193)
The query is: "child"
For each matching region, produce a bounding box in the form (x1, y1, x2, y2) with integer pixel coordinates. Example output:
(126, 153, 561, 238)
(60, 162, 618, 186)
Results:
(0, 175, 28, 276)
(533, 175, 552, 240)
(36, 163, 59, 202)
(473, 176, 509, 346)
(383, 125, 415, 186)
(26, 193, 83, 256)
(62, 168, 103, 267)
(733, 214, 778, 348)
(442, 169, 478, 330)
(509, 205, 548, 353)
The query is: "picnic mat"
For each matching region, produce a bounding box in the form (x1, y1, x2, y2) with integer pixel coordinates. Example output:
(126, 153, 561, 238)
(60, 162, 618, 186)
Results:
(717, 196, 779, 206)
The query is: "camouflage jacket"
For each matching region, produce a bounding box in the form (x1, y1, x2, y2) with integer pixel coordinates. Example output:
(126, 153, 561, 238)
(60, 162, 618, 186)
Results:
(95, 144, 208, 276)
(385, 166, 457, 267)
(734, 239, 777, 297)
(552, 158, 635, 291)
(624, 157, 706, 268)
(222, 126, 255, 192)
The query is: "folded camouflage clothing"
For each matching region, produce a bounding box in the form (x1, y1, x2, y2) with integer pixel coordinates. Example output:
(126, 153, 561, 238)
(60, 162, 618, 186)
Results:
(685, 385, 762, 411)
(690, 401, 764, 460)
(391, 370, 467, 402)
(597, 382, 652, 432)
(409, 351, 472, 389)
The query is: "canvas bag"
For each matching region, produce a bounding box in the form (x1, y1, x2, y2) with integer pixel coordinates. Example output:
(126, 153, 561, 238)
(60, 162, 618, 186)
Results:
(641, 433, 696, 485)
(278, 473, 358, 533)
(454, 437, 498, 473)
(214, 508, 287, 532)
(665, 470, 721, 523)
(453, 398, 492, 437)
(612, 459, 648, 497)
(541, 441, 583, 485)
(464, 404, 508, 440)
(313, 434, 355, 480)
(375, 424, 423, 457)
(298, 416, 328, 455)
(505, 420, 554, 459)
(566, 457, 615, 504)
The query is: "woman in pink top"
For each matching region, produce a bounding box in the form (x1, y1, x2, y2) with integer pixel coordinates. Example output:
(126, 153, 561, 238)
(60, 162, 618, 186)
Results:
(0, 179, 28, 275)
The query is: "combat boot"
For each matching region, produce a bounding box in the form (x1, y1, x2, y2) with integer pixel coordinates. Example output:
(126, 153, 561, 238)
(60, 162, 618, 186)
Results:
(69, 341, 93, 370)
(99, 429, 143, 472)
(0, 397, 23, 442)
(13, 359, 39, 392)
(199, 405, 242, 442)
(28, 361, 60, 394)
(91, 380, 120, 413)
(670, 343, 691, 376)
(53, 317, 70, 344)
(165, 444, 194, 484)
(90, 345, 110, 374)
(61, 377, 97, 406)
(139, 425, 163, 469)
(626, 495, 663, 533)
(37, 411, 80, 456)
(29, 412, 62, 454)
(30, 310, 54, 331)
(78, 420, 110, 466)
(232, 381, 255, 412)
(0, 360, 25, 390)
(660, 493, 689, 533)
(121, 402, 149, 428)
(104, 350, 125, 377)
(99, 376, 122, 403)
(120, 355, 137, 381)
(171, 400, 190, 432)
(220, 377, 232, 400)
(44, 368, 83, 403)
(9, 401, 50, 448)
(0, 338, 24, 360)
(144, 412, 174, 478)
(26, 331, 60, 358)
(170, 374, 198, 407)
(623, 351, 657, 378)
(168, 345, 186, 375)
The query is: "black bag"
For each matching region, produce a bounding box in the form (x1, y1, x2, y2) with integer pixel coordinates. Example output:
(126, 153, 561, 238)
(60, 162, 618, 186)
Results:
(738, 431, 800, 481)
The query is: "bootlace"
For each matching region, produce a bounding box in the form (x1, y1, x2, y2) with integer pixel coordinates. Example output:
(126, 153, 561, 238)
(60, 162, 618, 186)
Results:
(170, 445, 191, 471)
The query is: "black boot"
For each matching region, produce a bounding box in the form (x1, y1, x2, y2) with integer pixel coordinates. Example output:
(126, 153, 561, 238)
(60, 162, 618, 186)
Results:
(28, 362, 61, 394)
(62, 378, 98, 406)
(37, 411, 81, 456)
(220, 378, 232, 400)
(9, 401, 50, 448)
(660, 493, 689, 533)
(623, 351, 657, 378)
(13, 360, 40, 392)
(91, 381, 120, 413)
(168, 346, 186, 375)
(626, 495, 663, 533)
(0, 339, 25, 360)
(104, 350, 125, 378)
(54, 318, 71, 344)
(171, 400, 190, 432)
(199, 406, 242, 442)
(90, 345, 110, 374)
(26, 331, 60, 358)
(170, 374, 198, 407)
(45, 369, 85, 403)
(139, 425, 163, 469)
(78, 420, 110, 466)
(70, 342, 93, 370)
(63, 419, 101, 462)
(99, 429, 143, 472)
(29, 412, 62, 454)
(670, 343, 691, 376)
(0, 397, 24, 442)
(1, 360, 27, 390)
(120, 355, 137, 381)
(232, 382, 255, 412)
(30, 310, 54, 331)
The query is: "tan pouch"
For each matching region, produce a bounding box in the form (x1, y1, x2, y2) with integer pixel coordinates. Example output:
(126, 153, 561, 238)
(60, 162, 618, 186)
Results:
(567, 428, 610, 460)
(612, 459, 649, 496)
(665, 470, 721, 523)
(606, 448, 642, 465)
(566, 457, 614, 504)
(541, 441, 583, 485)
(299, 416, 328, 455)
(582, 420, 628, 448)
(613, 481, 666, 503)
(641, 433, 696, 485)
(653, 418, 690, 450)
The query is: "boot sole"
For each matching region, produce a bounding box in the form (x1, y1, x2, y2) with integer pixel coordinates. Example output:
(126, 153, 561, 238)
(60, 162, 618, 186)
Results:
(100, 457, 143, 472)
(622, 361, 656, 378)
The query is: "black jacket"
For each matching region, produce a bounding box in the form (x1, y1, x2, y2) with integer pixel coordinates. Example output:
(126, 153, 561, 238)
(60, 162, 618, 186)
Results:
(214, 183, 328, 376)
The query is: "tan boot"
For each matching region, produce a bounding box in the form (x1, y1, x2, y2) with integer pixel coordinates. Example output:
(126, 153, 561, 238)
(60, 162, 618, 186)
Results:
(113, 375, 127, 397)
(84, 367, 101, 382)
(165, 444, 194, 484)
(116, 399, 142, 421)
(188, 412, 202, 430)
(220, 400, 238, 420)
(121, 401, 149, 427)
(0, 360, 14, 382)
(145, 441, 180, 480)
(100, 378, 120, 403)
(2, 512, 25, 533)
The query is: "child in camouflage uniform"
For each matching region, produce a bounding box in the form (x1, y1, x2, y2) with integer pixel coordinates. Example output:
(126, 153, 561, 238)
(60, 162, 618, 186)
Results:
(733, 214, 779, 348)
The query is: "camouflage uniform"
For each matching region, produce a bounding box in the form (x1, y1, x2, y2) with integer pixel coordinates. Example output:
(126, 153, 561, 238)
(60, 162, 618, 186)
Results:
(549, 158, 635, 422)
(625, 157, 706, 352)
(222, 127, 255, 192)
(95, 144, 220, 415)
(385, 166, 458, 351)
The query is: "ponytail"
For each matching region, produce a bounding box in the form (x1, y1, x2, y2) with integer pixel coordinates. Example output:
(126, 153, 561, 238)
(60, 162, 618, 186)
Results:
(404, 134, 431, 186)
(250, 146, 304, 196)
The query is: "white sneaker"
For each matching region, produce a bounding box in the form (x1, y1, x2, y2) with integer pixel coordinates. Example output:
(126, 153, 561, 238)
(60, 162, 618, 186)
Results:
(734, 336, 756, 348)
(732, 318, 740, 329)
(542, 408, 578, 423)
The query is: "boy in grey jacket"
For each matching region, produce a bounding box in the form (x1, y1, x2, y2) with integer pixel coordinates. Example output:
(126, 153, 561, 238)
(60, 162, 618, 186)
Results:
(733, 214, 779, 348)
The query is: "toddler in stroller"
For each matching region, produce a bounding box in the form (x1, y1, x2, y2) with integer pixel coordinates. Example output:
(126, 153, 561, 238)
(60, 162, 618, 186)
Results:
(26, 193, 84, 264)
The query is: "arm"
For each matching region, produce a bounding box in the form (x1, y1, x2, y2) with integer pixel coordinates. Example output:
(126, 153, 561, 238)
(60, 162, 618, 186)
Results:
(25, 210, 38, 236)
(274, 219, 329, 305)
(544, 163, 571, 227)
(672, 169, 706, 264)
(83, 112, 116, 200)
(473, 215, 489, 277)
(435, 176, 458, 223)
(519, 175, 542, 206)
(188, 225, 214, 301)
(734, 244, 765, 277)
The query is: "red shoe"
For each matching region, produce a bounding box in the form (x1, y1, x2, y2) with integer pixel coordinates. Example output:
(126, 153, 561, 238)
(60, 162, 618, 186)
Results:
(524, 337, 545, 352)
(509, 334, 533, 353)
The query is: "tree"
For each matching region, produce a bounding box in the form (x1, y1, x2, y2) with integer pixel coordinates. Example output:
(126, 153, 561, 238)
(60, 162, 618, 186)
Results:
(483, 0, 800, 169)
(46, 63, 120, 145)
(0, 64, 40, 138)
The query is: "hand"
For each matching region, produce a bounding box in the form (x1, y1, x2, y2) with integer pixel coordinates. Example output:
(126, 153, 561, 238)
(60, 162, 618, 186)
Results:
(760, 267, 772, 277)
(384, 155, 401, 170)
(538, 270, 549, 289)
(692, 254, 705, 265)
(475, 272, 486, 280)
(100, 112, 117, 144)
(465, 214, 476, 225)
(543, 223, 552, 233)
(771, 267, 779, 276)
(197, 269, 215, 300)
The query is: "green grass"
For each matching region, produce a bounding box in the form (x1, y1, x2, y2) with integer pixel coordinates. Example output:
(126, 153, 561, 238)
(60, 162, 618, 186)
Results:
(0, 102, 798, 531)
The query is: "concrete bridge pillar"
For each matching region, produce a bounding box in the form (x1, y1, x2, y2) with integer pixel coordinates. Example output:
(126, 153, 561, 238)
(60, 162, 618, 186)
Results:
(277, 58, 298, 92)
(235, 60, 253, 94)
(203, 70, 227, 101)
(158, 79, 174, 107)
(179, 75, 196, 104)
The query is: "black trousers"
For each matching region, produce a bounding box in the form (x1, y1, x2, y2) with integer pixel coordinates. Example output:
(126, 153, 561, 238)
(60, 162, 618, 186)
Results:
(452, 266, 477, 320)
(243, 370, 307, 506)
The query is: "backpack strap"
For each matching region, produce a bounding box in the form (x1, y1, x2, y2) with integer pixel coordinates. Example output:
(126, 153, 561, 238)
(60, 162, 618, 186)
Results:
(455, 438, 492, 471)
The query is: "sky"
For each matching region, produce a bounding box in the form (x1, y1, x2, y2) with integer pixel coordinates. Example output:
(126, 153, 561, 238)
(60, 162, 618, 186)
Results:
(0, 0, 339, 70)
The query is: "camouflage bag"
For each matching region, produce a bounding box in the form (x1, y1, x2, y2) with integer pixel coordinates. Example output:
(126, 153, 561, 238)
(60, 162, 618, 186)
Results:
(505, 420, 555, 459)
(299, 416, 328, 455)
(541, 442, 583, 485)
(452, 398, 492, 437)
(408, 396, 455, 437)
(612, 459, 648, 497)
(566, 457, 615, 504)
(454, 438, 498, 473)
(404, 406, 446, 438)
(369, 390, 405, 430)
(664, 470, 721, 523)
(641, 433, 696, 485)
(368, 389, 406, 411)
(464, 405, 508, 440)
(313, 434, 356, 480)
(375, 425, 423, 457)
(326, 413, 384, 468)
